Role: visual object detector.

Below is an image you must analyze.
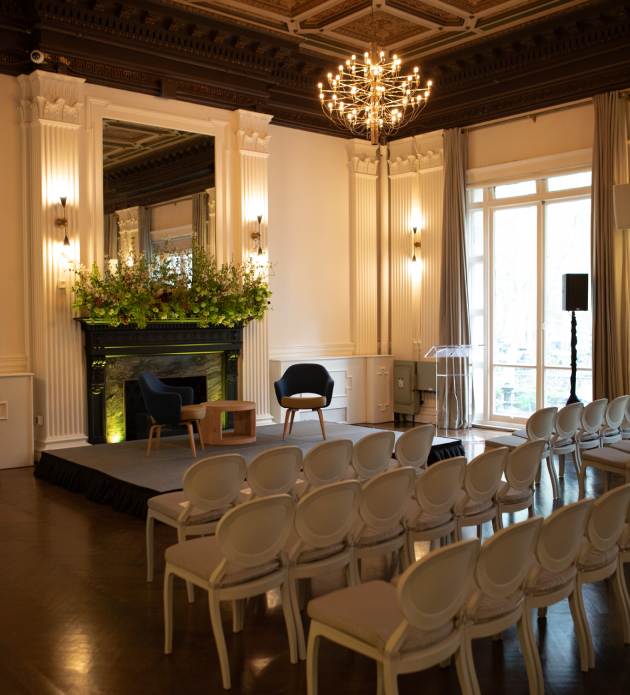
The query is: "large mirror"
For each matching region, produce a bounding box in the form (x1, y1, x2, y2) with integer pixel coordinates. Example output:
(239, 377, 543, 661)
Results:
(102, 119, 215, 264)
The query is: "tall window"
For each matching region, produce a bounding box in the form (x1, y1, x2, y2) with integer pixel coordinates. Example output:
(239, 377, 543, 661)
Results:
(467, 171, 592, 425)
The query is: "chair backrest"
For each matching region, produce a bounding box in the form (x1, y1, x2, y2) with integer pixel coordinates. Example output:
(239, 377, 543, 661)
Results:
(553, 402, 583, 440)
(302, 439, 353, 489)
(526, 407, 557, 441)
(139, 371, 166, 394)
(351, 430, 396, 480)
(246, 446, 303, 499)
(182, 453, 247, 513)
(473, 516, 543, 600)
(293, 480, 362, 551)
(534, 498, 594, 574)
(397, 538, 480, 632)
(625, 397, 630, 427)
(216, 494, 295, 569)
(394, 424, 434, 473)
(579, 398, 608, 435)
(604, 395, 630, 430)
(462, 447, 509, 503)
(274, 363, 334, 406)
(414, 456, 467, 517)
(504, 439, 547, 491)
(358, 467, 415, 530)
(585, 483, 630, 552)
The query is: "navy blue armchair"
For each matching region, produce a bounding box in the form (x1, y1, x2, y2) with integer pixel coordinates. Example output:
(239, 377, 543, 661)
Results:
(273, 363, 334, 440)
(138, 371, 206, 457)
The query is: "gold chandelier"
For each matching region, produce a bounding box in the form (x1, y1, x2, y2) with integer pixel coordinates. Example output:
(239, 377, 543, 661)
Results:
(318, 42, 432, 145)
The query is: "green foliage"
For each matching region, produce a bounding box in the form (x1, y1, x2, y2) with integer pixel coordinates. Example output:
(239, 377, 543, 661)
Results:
(67, 236, 272, 329)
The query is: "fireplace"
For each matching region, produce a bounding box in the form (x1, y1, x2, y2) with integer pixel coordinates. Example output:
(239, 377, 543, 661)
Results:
(77, 320, 242, 444)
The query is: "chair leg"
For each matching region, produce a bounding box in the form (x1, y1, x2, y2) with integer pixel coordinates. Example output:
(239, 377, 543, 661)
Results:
(316, 409, 326, 440)
(464, 632, 481, 695)
(289, 409, 296, 435)
(568, 586, 589, 673)
(147, 425, 156, 457)
(523, 606, 544, 695)
(573, 448, 582, 478)
(232, 599, 245, 633)
(546, 457, 560, 499)
(377, 662, 385, 695)
(289, 575, 307, 661)
(573, 581, 593, 670)
(209, 592, 232, 690)
(535, 462, 542, 484)
(306, 628, 321, 695)
(283, 409, 292, 441)
(163, 568, 174, 654)
(559, 454, 565, 478)
(578, 463, 588, 500)
(612, 562, 630, 644)
(194, 419, 204, 449)
(281, 579, 299, 664)
(382, 661, 399, 695)
(517, 613, 539, 695)
(455, 642, 474, 695)
(185, 422, 197, 458)
(177, 527, 195, 603)
(146, 512, 155, 582)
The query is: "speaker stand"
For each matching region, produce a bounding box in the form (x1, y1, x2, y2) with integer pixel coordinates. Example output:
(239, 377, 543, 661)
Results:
(567, 310, 580, 404)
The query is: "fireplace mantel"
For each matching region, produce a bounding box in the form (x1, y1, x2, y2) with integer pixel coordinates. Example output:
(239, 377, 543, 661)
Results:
(77, 320, 243, 444)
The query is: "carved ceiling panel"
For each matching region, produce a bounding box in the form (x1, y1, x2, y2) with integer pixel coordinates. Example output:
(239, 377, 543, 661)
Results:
(333, 9, 430, 43)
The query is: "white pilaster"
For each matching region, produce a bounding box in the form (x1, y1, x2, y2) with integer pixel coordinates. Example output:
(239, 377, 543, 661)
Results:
(388, 137, 419, 361)
(234, 109, 274, 426)
(347, 139, 379, 356)
(19, 71, 88, 453)
(379, 143, 390, 356)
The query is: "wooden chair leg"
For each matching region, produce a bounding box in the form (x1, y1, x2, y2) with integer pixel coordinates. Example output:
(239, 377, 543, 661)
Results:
(315, 409, 326, 440)
(289, 410, 296, 434)
(283, 409, 293, 441)
(147, 425, 156, 457)
(185, 422, 197, 457)
(194, 419, 204, 449)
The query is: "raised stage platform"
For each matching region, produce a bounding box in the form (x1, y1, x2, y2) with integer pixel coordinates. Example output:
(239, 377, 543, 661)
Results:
(34, 422, 465, 519)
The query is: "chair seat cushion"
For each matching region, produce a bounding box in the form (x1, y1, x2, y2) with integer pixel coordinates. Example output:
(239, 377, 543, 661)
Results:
(354, 523, 404, 548)
(611, 440, 630, 455)
(513, 429, 528, 439)
(601, 429, 620, 439)
(465, 579, 524, 622)
(165, 536, 279, 587)
(484, 435, 526, 451)
(581, 447, 630, 469)
(526, 559, 577, 596)
(456, 490, 493, 516)
(620, 525, 630, 552)
(281, 396, 327, 409)
(498, 487, 533, 506)
(576, 537, 619, 572)
(308, 581, 454, 653)
(148, 491, 232, 525)
(285, 529, 346, 565)
(551, 438, 574, 449)
(180, 404, 207, 421)
(577, 433, 600, 443)
(405, 500, 453, 531)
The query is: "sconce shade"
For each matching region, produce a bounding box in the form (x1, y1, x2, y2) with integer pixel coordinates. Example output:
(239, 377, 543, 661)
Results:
(59, 196, 67, 207)
(257, 246, 263, 256)
(63, 234, 70, 247)
(614, 183, 630, 230)
(257, 214, 262, 224)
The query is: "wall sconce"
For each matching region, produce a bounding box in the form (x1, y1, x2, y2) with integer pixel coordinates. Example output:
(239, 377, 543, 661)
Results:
(412, 226, 421, 262)
(56, 196, 70, 247)
(251, 214, 264, 256)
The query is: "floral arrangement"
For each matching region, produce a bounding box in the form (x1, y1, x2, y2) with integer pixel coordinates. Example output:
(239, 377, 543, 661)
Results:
(66, 236, 272, 329)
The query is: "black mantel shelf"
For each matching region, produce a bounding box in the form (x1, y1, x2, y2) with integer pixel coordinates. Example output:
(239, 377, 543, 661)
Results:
(76, 319, 243, 445)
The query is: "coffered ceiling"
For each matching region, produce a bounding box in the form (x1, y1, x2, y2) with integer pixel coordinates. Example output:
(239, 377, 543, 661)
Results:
(170, 0, 598, 61)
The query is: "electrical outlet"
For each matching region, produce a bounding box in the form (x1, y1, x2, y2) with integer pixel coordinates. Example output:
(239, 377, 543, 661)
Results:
(58, 279, 68, 290)
(35, 415, 44, 426)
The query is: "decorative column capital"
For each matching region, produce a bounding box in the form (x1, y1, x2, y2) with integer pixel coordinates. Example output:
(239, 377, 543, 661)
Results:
(18, 70, 85, 125)
(234, 109, 273, 153)
(414, 131, 444, 170)
(388, 136, 418, 176)
(347, 139, 380, 175)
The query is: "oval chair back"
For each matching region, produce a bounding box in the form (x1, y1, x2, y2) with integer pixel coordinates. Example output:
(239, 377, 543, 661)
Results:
(274, 363, 335, 406)
(182, 454, 247, 514)
(216, 494, 295, 570)
(351, 430, 396, 480)
(473, 516, 543, 602)
(585, 483, 630, 553)
(414, 456, 467, 517)
(534, 498, 594, 574)
(394, 424, 434, 474)
(302, 439, 353, 491)
(358, 467, 416, 531)
(604, 395, 630, 432)
(526, 407, 558, 442)
(293, 480, 362, 551)
(247, 446, 303, 499)
(553, 402, 583, 441)
(579, 398, 608, 435)
(462, 447, 509, 505)
(397, 538, 480, 632)
(504, 439, 547, 492)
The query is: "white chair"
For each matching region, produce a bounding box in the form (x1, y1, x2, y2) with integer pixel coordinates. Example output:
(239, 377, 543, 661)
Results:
(393, 424, 434, 475)
(579, 446, 630, 499)
(349, 430, 396, 481)
(573, 482, 630, 671)
(497, 439, 547, 528)
(617, 505, 630, 636)
(163, 494, 298, 690)
(286, 480, 362, 660)
(455, 447, 508, 542)
(574, 398, 608, 477)
(620, 397, 630, 440)
(522, 498, 595, 695)
(351, 467, 416, 583)
(405, 456, 467, 563)
(550, 402, 583, 481)
(146, 453, 246, 602)
(306, 537, 481, 695)
(241, 445, 303, 501)
(600, 395, 630, 446)
(464, 516, 544, 695)
(297, 438, 353, 497)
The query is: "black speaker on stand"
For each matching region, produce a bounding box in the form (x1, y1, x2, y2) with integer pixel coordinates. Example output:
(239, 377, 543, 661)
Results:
(562, 274, 588, 404)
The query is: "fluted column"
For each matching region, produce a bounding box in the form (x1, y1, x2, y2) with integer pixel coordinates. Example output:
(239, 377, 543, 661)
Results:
(388, 137, 419, 361)
(347, 139, 379, 355)
(19, 71, 88, 454)
(234, 110, 274, 425)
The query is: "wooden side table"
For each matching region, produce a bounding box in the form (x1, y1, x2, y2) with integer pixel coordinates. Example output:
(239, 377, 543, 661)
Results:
(200, 400, 256, 446)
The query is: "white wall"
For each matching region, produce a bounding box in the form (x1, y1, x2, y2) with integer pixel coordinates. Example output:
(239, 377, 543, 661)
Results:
(0, 74, 27, 374)
(268, 125, 351, 355)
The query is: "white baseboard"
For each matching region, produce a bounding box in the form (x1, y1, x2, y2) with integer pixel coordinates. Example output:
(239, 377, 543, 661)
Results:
(35, 435, 90, 455)
(269, 343, 355, 360)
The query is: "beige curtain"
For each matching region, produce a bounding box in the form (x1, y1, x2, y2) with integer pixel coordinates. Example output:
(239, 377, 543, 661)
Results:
(591, 92, 627, 399)
(137, 206, 153, 263)
(438, 128, 472, 428)
(103, 213, 118, 262)
(192, 192, 211, 255)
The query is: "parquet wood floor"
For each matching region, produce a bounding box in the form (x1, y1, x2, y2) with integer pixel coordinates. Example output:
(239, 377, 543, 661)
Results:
(0, 424, 629, 695)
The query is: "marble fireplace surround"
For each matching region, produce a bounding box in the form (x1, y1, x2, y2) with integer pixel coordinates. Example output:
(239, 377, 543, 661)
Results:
(78, 320, 242, 444)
